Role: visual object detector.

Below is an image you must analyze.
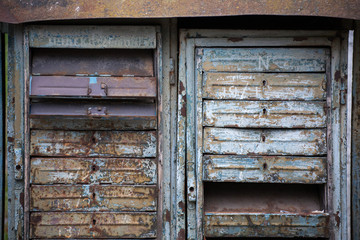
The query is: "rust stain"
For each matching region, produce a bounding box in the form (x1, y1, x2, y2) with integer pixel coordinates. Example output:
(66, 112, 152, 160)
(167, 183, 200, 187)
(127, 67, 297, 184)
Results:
(228, 38, 244, 42)
(178, 201, 185, 212)
(177, 228, 185, 240)
(165, 209, 171, 223)
(335, 70, 341, 82)
(335, 211, 341, 227)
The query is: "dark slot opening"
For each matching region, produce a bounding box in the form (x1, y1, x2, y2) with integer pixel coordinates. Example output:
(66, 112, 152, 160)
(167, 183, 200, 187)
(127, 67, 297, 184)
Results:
(207, 238, 328, 240)
(31, 48, 154, 77)
(204, 182, 325, 214)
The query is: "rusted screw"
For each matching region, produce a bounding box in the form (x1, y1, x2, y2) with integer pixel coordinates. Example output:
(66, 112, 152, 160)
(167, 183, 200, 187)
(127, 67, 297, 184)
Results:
(263, 108, 267, 115)
(263, 80, 267, 86)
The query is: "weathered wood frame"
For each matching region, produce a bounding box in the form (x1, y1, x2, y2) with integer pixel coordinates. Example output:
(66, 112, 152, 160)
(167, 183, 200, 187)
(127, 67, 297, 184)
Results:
(178, 29, 350, 240)
(6, 22, 178, 240)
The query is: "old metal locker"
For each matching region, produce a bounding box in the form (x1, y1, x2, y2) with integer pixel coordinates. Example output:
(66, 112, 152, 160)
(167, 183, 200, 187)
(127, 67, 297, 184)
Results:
(21, 25, 165, 239)
(178, 30, 349, 239)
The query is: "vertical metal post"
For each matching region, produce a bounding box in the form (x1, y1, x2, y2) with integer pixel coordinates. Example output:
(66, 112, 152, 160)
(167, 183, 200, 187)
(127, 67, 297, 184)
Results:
(352, 21, 360, 240)
(0, 24, 3, 240)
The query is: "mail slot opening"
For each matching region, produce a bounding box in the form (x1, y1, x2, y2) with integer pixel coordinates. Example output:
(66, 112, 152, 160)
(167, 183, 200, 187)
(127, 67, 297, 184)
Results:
(204, 183, 325, 214)
(207, 238, 328, 240)
(31, 48, 155, 77)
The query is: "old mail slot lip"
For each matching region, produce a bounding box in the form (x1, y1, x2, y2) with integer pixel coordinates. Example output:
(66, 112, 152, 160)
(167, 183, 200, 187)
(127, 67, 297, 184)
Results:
(203, 100, 327, 129)
(30, 184, 158, 212)
(205, 212, 329, 217)
(203, 155, 327, 184)
(30, 76, 157, 98)
(30, 212, 157, 238)
(28, 25, 157, 49)
(31, 48, 155, 77)
(203, 72, 327, 101)
(30, 101, 156, 118)
(30, 157, 157, 185)
(201, 47, 329, 73)
(204, 213, 329, 238)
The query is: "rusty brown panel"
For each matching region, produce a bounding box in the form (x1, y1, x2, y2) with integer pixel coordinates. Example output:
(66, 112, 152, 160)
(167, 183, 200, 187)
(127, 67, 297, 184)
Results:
(30, 212, 157, 238)
(32, 49, 154, 77)
(30, 158, 157, 185)
(204, 128, 327, 156)
(30, 130, 157, 157)
(201, 48, 328, 73)
(203, 73, 326, 100)
(204, 213, 329, 238)
(1, 0, 360, 23)
(203, 155, 327, 183)
(203, 100, 326, 128)
(31, 185, 157, 211)
(204, 183, 324, 214)
(30, 118, 157, 130)
(31, 76, 157, 98)
(30, 101, 156, 119)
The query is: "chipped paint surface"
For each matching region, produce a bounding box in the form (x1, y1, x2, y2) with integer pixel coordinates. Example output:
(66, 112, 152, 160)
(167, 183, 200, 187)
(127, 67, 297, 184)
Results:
(204, 128, 327, 155)
(203, 155, 327, 183)
(203, 73, 327, 100)
(204, 100, 326, 128)
(30, 212, 157, 238)
(30, 130, 157, 157)
(1, 0, 360, 23)
(204, 213, 329, 238)
(30, 158, 157, 185)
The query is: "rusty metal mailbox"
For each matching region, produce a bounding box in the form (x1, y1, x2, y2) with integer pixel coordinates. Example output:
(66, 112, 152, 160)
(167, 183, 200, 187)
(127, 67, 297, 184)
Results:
(24, 25, 161, 239)
(179, 30, 349, 239)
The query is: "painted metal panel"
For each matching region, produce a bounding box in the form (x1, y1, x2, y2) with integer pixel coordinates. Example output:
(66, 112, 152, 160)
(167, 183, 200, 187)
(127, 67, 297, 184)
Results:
(30, 118, 157, 131)
(203, 73, 326, 100)
(31, 76, 157, 98)
(30, 130, 157, 157)
(32, 49, 154, 77)
(30, 212, 157, 238)
(28, 25, 157, 49)
(31, 185, 157, 211)
(30, 102, 156, 118)
(204, 128, 327, 155)
(203, 100, 327, 128)
(204, 213, 329, 238)
(201, 48, 328, 72)
(30, 158, 157, 185)
(2, 1, 360, 23)
(203, 155, 327, 183)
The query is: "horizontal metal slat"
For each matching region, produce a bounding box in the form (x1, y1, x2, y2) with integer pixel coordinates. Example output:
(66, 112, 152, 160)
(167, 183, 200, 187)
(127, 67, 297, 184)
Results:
(31, 185, 157, 212)
(201, 48, 328, 72)
(32, 48, 154, 77)
(203, 155, 327, 183)
(28, 25, 157, 49)
(30, 102, 156, 118)
(30, 130, 157, 157)
(30, 76, 156, 98)
(202, 73, 326, 100)
(204, 213, 329, 238)
(30, 158, 157, 185)
(204, 128, 327, 155)
(30, 212, 157, 238)
(203, 100, 327, 128)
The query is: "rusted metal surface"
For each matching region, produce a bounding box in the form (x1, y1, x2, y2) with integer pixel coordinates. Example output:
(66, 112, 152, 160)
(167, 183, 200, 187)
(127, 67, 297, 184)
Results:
(30, 101, 156, 118)
(204, 183, 323, 213)
(31, 158, 157, 185)
(204, 128, 327, 155)
(31, 185, 157, 211)
(204, 213, 329, 238)
(28, 25, 157, 49)
(30, 117, 157, 130)
(32, 48, 154, 77)
(204, 100, 326, 128)
(30, 212, 157, 238)
(30, 130, 157, 157)
(203, 155, 327, 183)
(31, 76, 157, 98)
(201, 48, 328, 72)
(1, 0, 360, 23)
(203, 73, 327, 100)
